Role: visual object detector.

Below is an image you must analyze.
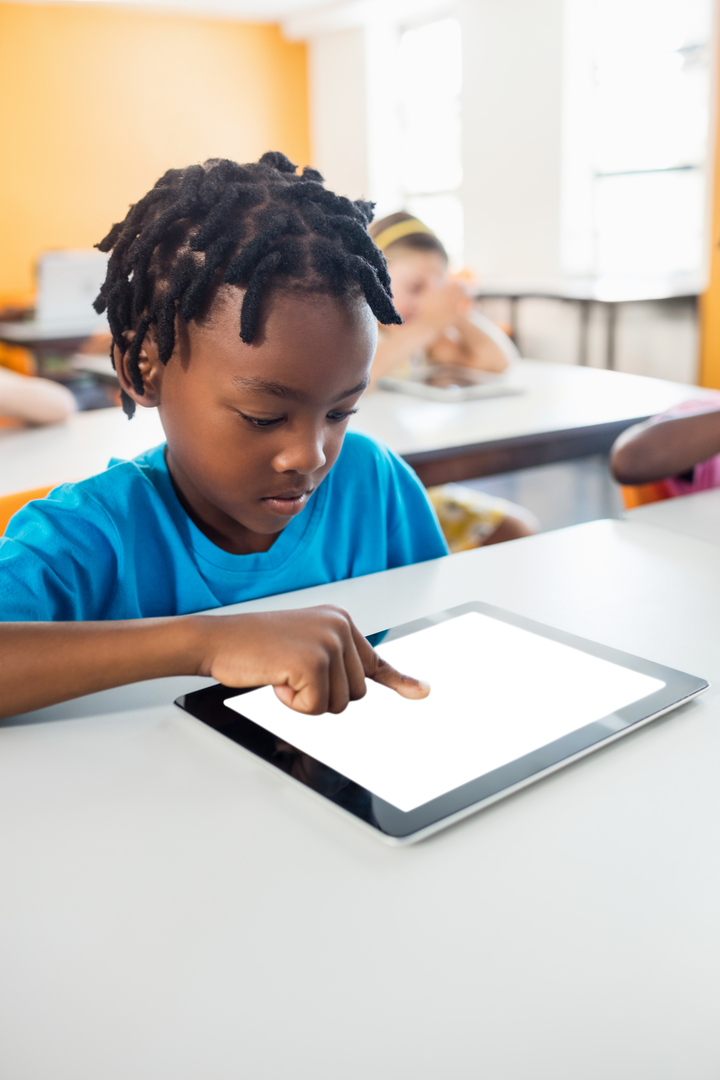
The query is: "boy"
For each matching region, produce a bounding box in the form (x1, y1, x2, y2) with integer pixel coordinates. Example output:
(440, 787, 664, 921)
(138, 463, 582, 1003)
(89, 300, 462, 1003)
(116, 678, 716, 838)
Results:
(0, 155, 446, 718)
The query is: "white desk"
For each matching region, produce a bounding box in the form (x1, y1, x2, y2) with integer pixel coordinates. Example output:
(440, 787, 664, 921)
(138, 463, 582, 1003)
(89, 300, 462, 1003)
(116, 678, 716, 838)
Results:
(627, 487, 720, 547)
(0, 360, 712, 497)
(2, 519, 719, 1078)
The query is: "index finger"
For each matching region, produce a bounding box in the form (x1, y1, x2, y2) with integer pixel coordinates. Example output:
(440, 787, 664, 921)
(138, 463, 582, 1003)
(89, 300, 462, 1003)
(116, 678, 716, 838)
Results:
(350, 624, 430, 700)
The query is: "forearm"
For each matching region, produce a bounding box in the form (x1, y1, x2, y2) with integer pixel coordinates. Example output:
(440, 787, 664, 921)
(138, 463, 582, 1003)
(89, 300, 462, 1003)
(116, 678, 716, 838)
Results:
(0, 370, 77, 424)
(0, 606, 433, 721)
(611, 412, 720, 485)
(454, 317, 509, 373)
(0, 616, 204, 719)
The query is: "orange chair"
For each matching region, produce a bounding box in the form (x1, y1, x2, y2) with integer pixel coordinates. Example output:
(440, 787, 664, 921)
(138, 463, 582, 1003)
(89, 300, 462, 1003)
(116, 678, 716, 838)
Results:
(0, 485, 54, 535)
(0, 340, 36, 376)
(620, 481, 672, 511)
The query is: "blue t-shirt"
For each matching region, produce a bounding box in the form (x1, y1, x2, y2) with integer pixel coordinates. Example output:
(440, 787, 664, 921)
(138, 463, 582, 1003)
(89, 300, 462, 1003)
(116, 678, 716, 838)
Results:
(0, 432, 447, 622)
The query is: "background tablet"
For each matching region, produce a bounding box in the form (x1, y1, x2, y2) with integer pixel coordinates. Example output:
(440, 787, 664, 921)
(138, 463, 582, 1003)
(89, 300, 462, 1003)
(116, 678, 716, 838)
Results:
(176, 602, 708, 844)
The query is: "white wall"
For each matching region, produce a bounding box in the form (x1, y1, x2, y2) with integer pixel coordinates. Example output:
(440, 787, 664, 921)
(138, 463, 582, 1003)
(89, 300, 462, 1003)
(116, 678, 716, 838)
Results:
(307, 22, 402, 214)
(299, 0, 700, 383)
(308, 29, 369, 199)
(459, 0, 565, 279)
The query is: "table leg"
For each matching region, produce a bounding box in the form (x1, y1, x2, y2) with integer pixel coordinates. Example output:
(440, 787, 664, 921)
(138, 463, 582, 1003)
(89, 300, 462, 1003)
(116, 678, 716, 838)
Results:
(606, 303, 618, 370)
(578, 299, 591, 366)
(509, 296, 520, 354)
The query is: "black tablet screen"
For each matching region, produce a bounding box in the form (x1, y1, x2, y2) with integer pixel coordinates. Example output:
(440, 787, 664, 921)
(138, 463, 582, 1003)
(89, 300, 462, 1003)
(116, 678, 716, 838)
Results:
(226, 622, 660, 807)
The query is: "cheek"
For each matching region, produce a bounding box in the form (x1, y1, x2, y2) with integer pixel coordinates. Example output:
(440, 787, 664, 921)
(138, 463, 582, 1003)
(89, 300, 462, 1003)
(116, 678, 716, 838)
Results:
(160, 377, 262, 482)
(322, 424, 347, 470)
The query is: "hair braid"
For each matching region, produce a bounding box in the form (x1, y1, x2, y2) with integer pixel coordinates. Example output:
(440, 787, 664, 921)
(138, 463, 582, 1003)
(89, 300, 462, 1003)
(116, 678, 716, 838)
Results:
(94, 153, 401, 417)
(239, 250, 284, 343)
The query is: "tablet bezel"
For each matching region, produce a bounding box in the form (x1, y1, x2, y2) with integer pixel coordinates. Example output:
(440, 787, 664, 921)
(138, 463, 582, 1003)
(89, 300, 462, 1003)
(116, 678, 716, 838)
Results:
(175, 601, 708, 844)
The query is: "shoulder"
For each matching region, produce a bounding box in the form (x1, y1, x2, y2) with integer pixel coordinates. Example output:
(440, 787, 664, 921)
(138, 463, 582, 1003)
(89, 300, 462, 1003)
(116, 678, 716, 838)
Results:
(6, 443, 168, 541)
(331, 435, 447, 564)
(331, 430, 426, 499)
(65, 442, 167, 511)
(334, 430, 411, 479)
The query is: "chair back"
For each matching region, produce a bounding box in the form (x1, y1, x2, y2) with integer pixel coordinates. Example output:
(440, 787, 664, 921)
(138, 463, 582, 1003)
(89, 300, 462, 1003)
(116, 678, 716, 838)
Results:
(620, 481, 672, 510)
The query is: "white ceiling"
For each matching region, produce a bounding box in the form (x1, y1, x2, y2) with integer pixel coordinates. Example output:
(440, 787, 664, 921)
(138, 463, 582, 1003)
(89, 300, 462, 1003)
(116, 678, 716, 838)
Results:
(7, 0, 451, 36)
(6, 0, 341, 22)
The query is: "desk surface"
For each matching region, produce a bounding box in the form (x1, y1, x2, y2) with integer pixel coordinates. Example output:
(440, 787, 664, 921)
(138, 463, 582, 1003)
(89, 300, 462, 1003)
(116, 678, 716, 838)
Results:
(0, 361, 711, 497)
(2, 519, 719, 1079)
(628, 486, 720, 546)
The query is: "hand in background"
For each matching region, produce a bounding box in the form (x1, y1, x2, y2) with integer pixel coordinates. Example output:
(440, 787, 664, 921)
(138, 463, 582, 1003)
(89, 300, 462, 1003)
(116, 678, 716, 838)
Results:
(427, 331, 466, 366)
(417, 280, 471, 332)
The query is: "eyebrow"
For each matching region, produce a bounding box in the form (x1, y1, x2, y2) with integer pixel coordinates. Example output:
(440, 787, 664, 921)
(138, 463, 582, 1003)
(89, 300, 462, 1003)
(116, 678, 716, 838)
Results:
(231, 376, 369, 404)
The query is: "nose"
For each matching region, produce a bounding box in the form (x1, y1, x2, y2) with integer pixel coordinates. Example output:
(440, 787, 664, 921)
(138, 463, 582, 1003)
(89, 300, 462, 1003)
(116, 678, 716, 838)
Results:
(272, 427, 327, 476)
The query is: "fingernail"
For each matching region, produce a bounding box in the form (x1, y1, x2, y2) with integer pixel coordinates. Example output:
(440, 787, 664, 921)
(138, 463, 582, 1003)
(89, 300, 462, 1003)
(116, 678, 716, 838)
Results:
(399, 678, 433, 704)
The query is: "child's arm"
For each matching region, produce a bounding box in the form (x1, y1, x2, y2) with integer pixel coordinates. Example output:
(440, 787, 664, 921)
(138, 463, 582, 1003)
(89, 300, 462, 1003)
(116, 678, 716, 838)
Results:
(611, 409, 720, 485)
(0, 367, 77, 425)
(0, 607, 429, 720)
(449, 314, 510, 373)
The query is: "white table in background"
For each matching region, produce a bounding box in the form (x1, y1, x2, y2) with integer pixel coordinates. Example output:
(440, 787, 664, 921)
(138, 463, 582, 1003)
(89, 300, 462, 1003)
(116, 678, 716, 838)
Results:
(2, 518, 719, 1079)
(0, 360, 713, 497)
(476, 274, 702, 368)
(627, 487, 720, 548)
(353, 360, 715, 484)
(0, 404, 165, 498)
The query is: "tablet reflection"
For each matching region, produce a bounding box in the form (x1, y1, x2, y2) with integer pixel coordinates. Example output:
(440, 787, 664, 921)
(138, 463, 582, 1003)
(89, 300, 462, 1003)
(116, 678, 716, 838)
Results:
(271, 739, 374, 823)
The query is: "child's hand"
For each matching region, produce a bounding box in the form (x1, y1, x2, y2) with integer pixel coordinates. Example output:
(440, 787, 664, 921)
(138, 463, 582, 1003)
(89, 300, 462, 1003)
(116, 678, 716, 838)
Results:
(418, 280, 471, 331)
(428, 331, 467, 366)
(193, 606, 430, 715)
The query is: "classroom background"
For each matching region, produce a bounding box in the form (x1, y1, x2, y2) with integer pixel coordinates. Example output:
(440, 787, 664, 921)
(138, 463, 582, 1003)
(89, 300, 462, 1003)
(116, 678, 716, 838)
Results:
(4, 3, 720, 1074)
(1, 0, 719, 530)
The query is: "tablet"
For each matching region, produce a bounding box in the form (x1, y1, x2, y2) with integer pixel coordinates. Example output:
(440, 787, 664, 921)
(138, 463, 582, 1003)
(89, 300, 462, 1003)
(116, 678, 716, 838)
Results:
(377, 365, 525, 402)
(175, 602, 708, 845)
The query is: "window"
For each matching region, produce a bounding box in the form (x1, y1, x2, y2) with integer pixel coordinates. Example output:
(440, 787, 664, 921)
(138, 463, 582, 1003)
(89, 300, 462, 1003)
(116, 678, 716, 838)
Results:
(562, 0, 713, 278)
(397, 18, 464, 267)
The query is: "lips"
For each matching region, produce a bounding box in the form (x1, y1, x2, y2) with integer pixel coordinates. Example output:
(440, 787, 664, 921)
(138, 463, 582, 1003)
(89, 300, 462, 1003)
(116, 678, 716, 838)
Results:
(263, 489, 311, 501)
(261, 489, 313, 516)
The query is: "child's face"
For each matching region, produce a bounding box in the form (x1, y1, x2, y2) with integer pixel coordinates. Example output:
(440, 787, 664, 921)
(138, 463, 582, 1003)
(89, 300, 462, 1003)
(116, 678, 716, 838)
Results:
(118, 290, 376, 554)
(386, 250, 448, 323)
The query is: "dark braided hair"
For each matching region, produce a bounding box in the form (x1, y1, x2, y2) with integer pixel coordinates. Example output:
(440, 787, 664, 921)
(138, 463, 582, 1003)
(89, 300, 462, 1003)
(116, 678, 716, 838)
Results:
(94, 152, 402, 417)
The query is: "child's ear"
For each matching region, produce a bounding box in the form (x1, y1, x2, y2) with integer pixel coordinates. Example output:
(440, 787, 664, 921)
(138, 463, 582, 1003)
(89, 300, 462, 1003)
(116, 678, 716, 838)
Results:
(114, 328, 163, 408)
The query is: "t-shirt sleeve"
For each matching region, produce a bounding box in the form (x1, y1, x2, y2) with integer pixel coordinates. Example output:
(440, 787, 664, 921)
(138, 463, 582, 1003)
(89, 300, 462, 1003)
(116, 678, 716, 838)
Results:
(0, 486, 121, 621)
(380, 447, 449, 568)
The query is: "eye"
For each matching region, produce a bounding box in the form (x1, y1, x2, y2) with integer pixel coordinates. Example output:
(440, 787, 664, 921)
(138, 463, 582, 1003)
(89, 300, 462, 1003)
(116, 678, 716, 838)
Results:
(327, 408, 358, 423)
(238, 412, 284, 428)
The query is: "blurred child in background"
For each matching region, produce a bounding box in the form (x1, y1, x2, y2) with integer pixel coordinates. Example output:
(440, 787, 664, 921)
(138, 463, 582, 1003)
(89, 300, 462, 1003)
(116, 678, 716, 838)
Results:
(369, 212, 536, 548)
(368, 212, 517, 388)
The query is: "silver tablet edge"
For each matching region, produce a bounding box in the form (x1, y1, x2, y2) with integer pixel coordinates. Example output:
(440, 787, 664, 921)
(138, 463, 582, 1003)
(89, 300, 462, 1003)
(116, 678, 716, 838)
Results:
(383, 683, 709, 846)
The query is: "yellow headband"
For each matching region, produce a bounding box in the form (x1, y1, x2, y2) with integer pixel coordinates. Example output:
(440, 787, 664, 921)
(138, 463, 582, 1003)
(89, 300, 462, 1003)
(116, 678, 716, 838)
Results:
(372, 218, 435, 251)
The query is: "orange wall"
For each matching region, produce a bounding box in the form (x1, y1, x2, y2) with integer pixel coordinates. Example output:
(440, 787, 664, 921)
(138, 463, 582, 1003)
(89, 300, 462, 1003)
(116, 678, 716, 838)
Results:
(700, 18, 720, 387)
(0, 3, 309, 297)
